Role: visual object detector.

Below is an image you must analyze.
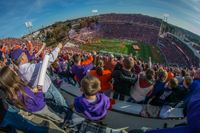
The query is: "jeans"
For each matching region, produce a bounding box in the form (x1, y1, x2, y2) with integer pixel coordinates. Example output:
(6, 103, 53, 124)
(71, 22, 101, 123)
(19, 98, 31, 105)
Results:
(113, 92, 125, 101)
(0, 105, 48, 133)
(45, 83, 68, 115)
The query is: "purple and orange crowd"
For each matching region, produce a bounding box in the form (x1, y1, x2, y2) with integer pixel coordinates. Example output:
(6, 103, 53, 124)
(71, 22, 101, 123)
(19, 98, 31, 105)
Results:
(0, 38, 200, 133)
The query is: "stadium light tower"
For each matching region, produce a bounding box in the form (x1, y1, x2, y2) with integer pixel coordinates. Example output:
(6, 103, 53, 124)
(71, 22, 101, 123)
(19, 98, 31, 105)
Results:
(91, 9, 98, 16)
(163, 13, 169, 23)
(25, 21, 33, 34)
(161, 13, 169, 34)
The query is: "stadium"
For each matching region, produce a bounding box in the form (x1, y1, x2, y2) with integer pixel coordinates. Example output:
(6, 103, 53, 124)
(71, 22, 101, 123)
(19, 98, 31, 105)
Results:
(0, 0, 200, 133)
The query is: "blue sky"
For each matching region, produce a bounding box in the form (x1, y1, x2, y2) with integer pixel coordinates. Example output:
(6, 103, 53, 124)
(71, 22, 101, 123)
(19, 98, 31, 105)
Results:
(0, 0, 200, 38)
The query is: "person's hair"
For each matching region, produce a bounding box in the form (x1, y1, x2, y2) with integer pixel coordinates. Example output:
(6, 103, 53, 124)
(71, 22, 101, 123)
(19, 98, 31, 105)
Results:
(143, 63, 149, 71)
(96, 60, 104, 68)
(157, 69, 168, 82)
(81, 75, 101, 96)
(123, 57, 134, 70)
(13, 54, 23, 66)
(146, 69, 155, 81)
(73, 54, 81, 63)
(0, 66, 27, 109)
(181, 70, 189, 77)
(96, 66, 103, 76)
(184, 76, 193, 87)
(169, 78, 178, 89)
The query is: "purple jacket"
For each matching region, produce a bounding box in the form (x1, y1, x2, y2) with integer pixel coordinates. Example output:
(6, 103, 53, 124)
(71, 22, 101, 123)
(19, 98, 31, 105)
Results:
(74, 93, 110, 121)
(18, 86, 45, 113)
(71, 63, 93, 82)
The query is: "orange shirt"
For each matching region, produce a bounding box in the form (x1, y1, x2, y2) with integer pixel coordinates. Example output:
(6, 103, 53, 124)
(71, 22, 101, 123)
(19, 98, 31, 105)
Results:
(27, 41, 33, 52)
(1, 47, 6, 54)
(89, 69, 112, 91)
(167, 72, 174, 81)
(81, 55, 93, 65)
(13, 45, 21, 50)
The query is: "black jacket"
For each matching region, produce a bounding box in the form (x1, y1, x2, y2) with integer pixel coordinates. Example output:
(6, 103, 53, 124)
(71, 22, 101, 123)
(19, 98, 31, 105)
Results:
(150, 87, 188, 107)
(0, 99, 6, 123)
(112, 69, 137, 96)
(0, 51, 3, 61)
(0, 90, 7, 123)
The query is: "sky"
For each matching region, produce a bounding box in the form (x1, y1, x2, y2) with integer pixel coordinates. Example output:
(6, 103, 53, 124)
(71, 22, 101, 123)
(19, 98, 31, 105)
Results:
(0, 0, 200, 38)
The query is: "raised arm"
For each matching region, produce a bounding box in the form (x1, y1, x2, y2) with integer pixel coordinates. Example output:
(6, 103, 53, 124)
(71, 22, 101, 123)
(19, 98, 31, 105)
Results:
(81, 54, 94, 65)
(35, 42, 46, 58)
(48, 43, 63, 66)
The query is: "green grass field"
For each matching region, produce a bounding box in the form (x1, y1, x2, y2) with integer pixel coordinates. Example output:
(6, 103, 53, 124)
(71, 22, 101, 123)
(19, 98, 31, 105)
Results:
(80, 38, 165, 63)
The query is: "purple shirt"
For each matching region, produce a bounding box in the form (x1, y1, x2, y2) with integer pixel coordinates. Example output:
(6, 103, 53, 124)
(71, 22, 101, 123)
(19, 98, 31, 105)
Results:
(18, 86, 45, 112)
(71, 63, 93, 82)
(74, 93, 110, 121)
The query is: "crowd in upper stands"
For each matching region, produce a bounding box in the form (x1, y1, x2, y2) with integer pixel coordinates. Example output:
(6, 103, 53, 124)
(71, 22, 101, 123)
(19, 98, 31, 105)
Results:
(158, 35, 199, 67)
(99, 14, 161, 45)
(0, 38, 200, 133)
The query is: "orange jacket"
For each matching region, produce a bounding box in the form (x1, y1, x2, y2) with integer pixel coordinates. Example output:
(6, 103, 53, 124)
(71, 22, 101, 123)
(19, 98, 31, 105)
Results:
(81, 55, 93, 65)
(89, 69, 112, 91)
(1, 47, 6, 54)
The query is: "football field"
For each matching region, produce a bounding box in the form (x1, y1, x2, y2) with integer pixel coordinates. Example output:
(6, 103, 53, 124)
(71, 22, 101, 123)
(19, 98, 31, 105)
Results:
(80, 38, 165, 63)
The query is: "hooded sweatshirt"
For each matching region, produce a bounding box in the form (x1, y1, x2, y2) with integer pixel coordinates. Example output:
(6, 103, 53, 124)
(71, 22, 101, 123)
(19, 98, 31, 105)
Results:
(130, 74, 153, 102)
(17, 86, 46, 113)
(74, 93, 110, 121)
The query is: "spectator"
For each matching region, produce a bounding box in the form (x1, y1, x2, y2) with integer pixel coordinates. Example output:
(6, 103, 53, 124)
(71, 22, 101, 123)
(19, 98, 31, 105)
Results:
(0, 66, 63, 122)
(149, 69, 168, 98)
(183, 76, 199, 109)
(112, 57, 137, 100)
(113, 55, 124, 71)
(10, 43, 68, 115)
(129, 69, 155, 103)
(74, 75, 110, 121)
(89, 60, 112, 96)
(149, 78, 182, 107)
(71, 54, 93, 83)
(0, 98, 49, 133)
(146, 88, 200, 133)
(104, 54, 117, 72)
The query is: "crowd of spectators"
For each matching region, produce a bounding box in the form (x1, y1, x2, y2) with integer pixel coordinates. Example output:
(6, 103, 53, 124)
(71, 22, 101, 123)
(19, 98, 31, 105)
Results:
(98, 14, 161, 45)
(99, 14, 161, 27)
(158, 37, 189, 67)
(158, 35, 199, 68)
(0, 38, 200, 133)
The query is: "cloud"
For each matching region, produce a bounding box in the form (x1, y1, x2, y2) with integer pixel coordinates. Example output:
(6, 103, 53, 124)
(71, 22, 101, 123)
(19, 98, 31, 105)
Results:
(92, 9, 98, 13)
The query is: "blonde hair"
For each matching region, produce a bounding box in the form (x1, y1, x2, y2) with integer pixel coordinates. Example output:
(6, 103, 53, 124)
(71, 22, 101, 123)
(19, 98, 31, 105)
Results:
(81, 75, 101, 96)
(184, 76, 193, 87)
(157, 69, 168, 82)
(123, 57, 134, 70)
